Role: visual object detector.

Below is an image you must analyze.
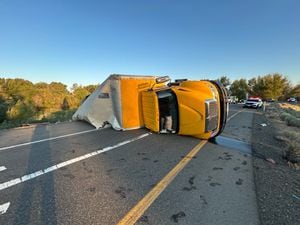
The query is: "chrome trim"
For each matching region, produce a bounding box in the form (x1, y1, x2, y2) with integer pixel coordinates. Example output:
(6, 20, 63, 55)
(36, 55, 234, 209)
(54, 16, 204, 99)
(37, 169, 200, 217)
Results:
(209, 80, 228, 138)
(205, 99, 218, 132)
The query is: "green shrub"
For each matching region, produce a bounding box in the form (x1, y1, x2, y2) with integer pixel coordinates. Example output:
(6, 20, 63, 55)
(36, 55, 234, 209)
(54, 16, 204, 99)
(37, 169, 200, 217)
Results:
(280, 112, 290, 121)
(286, 117, 300, 127)
(0, 120, 17, 129)
(0, 103, 8, 123)
(286, 108, 300, 118)
(47, 109, 76, 123)
(283, 131, 299, 140)
(280, 112, 300, 128)
(282, 131, 300, 163)
(286, 142, 300, 163)
(0, 109, 77, 130)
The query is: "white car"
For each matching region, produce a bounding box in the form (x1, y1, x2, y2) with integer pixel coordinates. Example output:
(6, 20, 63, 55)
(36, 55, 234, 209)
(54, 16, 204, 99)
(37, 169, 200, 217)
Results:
(243, 98, 263, 108)
(287, 97, 297, 103)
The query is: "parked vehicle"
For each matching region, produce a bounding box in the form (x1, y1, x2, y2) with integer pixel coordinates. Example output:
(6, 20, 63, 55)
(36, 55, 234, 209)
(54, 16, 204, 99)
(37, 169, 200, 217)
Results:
(243, 98, 263, 109)
(287, 97, 297, 103)
(264, 98, 275, 102)
(227, 96, 238, 104)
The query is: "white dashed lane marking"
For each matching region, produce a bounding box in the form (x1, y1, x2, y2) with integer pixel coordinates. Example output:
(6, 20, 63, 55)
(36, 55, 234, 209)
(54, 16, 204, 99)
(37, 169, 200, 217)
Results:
(0, 166, 7, 172)
(0, 133, 151, 191)
(0, 129, 99, 152)
(0, 202, 10, 215)
(227, 109, 246, 122)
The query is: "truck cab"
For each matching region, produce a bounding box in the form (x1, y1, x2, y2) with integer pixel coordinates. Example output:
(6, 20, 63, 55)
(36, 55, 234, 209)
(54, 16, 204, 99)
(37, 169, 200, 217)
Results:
(141, 77, 228, 139)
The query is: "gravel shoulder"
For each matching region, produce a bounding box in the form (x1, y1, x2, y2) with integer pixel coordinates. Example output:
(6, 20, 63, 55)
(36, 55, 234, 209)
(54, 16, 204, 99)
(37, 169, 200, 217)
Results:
(251, 104, 300, 225)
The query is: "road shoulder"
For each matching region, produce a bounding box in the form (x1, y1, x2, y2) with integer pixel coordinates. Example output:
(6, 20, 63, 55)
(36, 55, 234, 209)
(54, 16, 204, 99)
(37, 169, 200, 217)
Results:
(251, 110, 300, 225)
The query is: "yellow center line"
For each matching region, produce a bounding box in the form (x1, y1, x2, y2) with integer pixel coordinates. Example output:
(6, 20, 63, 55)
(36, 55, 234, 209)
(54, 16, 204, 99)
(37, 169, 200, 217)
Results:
(117, 140, 207, 225)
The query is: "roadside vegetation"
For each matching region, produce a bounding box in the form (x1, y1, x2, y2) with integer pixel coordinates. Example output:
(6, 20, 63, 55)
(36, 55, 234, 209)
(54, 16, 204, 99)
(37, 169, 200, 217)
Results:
(281, 131, 300, 164)
(217, 73, 299, 101)
(266, 103, 300, 166)
(280, 111, 300, 128)
(278, 104, 300, 164)
(252, 104, 300, 225)
(0, 78, 97, 129)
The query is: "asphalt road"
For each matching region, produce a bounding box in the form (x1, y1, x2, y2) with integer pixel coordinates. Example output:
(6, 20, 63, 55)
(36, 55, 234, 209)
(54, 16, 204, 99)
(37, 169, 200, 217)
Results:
(0, 104, 261, 225)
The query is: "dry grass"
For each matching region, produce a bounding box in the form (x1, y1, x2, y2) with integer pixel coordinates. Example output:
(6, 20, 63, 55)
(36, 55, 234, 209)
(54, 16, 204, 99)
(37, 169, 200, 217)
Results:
(278, 104, 300, 128)
(280, 112, 300, 127)
(274, 131, 300, 165)
(279, 103, 300, 111)
(267, 103, 300, 166)
(283, 131, 300, 163)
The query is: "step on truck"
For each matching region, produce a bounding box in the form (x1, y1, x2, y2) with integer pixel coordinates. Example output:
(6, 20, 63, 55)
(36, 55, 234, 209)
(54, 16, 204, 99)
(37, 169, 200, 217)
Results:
(73, 74, 228, 139)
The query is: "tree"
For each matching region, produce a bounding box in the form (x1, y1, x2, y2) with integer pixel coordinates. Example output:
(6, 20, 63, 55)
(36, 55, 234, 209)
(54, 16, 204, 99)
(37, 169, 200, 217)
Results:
(71, 83, 79, 92)
(264, 74, 290, 99)
(0, 96, 8, 123)
(6, 100, 35, 121)
(62, 97, 70, 110)
(230, 79, 249, 100)
(72, 87, 90, 104)
(248, 73, 291, 100)
(3, 78, 34, 101)
(84, 84, 98, 93)
(282, 84, 300, 100)
(216, 76, 231, 88)
(49, 82, 68, 95)
(0, 77, 100, 125)
(71, 84, 92, 107)
(248, 76, 266, 97)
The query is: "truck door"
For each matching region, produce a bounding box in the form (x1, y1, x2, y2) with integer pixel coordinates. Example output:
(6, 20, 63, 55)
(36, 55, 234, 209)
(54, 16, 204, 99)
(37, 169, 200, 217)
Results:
(141, 91, 160, 132)
(157, 90, 178, 133)
(141, 89, 178, 133)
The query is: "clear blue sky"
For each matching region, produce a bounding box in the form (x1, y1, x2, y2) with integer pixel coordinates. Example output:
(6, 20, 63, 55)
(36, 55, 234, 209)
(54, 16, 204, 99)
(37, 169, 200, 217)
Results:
(0, 0, 299, 87)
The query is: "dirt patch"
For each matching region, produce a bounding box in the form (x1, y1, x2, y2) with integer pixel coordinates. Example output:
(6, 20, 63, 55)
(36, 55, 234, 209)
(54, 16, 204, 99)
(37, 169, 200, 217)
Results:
(279, 103, 300, 111)
(252, 103, 300, 225)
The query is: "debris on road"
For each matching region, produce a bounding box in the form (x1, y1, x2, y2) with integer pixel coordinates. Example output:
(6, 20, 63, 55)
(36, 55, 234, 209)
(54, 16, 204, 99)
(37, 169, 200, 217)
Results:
(292, 194, 300, 201)
(265, 158, 276, 164)
(171, 211, 186, 223)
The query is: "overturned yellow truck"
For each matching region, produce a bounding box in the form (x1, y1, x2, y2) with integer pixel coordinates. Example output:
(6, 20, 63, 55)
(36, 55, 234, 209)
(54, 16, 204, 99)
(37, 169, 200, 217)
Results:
(73, 74, 228, 139)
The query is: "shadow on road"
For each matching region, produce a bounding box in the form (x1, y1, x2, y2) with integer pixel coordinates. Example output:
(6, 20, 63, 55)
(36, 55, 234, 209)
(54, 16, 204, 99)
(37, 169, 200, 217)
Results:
(13, 125, 57, 225)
